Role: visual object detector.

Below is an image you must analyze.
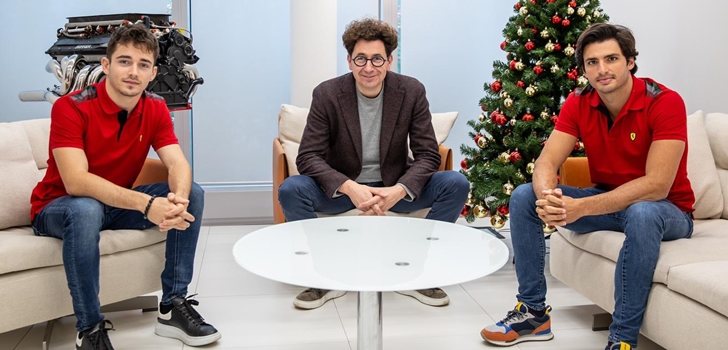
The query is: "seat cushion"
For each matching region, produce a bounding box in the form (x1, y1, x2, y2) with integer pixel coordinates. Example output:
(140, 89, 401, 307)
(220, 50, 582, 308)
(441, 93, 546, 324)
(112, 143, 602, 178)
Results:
(0, 226, 167, 274)
(704, 112, 728, 219)
(667, 261, 728, 318)
(556, 219, 728, 285)
(0, 122, 42, 229)
(278, 104, 457, 176)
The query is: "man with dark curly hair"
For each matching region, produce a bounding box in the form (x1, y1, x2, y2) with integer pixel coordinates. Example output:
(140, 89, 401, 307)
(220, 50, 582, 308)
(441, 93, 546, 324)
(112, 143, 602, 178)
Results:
(279, 18, 469, 310)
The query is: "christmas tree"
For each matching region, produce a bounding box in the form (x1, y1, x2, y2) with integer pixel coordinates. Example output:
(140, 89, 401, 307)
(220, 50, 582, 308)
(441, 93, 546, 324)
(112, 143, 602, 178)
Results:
(460, 0, 609, 228)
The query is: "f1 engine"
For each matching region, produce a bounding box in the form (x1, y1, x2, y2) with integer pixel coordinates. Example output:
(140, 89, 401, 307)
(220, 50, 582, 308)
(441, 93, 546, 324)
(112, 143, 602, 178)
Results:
(35, 13, 202, 109)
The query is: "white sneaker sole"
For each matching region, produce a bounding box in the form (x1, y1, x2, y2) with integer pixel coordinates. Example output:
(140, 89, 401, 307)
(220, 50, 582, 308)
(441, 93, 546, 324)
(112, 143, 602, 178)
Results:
(155, 323, 221, 346)
(293, 290, 347, 310)
(395, 290, 450, 306)
(482, 332, 554, 346)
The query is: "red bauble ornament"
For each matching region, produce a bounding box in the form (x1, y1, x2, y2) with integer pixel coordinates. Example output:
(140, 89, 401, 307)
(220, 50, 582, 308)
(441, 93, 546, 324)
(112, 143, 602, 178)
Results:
(550, 115, 559, 124)
(516, 80, 526, 88)
(509, 150, 522, 163)
(491, 80, 502, 92)
(562, 19, 571, 27)
(567, 69, 578, 80)
(569, 0, 577, 7)
(461, 205, 471, 217)
(514, 2, 522, 10)
(509, 59, 518, 71)
(474, 134, 482, 143)
(554, 42, 562, 51)
(547, 0, 556, 3)
(496, 114, 508, 126)
(525, 40, 535, 51)
(574, 141, 582, 151)
(533, 65, 544, 75)
(522, 113, 534, 122)
(552, 15, 562, 24)
(500, 40, 508, 50)
(497, 204, 509, 216)
(461, 159, 469, 170)
(529, 0, 536, 4)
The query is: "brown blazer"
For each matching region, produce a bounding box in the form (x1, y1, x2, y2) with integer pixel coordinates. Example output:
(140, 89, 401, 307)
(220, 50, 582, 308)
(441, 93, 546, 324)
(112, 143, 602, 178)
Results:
(296, 72, 441, 198)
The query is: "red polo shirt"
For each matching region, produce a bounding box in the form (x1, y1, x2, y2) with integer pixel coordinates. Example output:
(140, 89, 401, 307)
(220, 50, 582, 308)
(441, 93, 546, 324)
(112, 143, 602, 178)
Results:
(555, 75, 695, 213)
(30, 81, 178, 221)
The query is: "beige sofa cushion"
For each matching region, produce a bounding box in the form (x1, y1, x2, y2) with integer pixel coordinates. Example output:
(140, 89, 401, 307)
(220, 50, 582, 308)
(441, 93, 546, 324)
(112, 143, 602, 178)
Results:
(0, 226, 167, 275)
(0, 123, 42, 229)
(278, 104, 457, 176)
(704, 112, 728, 219)
(686, 111, 723, 219)
(18, 118, 51, 169)
(667, 261, 728, 318)
(556, 219, 728, 285)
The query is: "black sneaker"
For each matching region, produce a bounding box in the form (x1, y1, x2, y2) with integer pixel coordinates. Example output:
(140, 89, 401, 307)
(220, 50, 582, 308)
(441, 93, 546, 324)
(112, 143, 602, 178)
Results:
(76, 320, 114, 350)
(155, 295, 221, 346)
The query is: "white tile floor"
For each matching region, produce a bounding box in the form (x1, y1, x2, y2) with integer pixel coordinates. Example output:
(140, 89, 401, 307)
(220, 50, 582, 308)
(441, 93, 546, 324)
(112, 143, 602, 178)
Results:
(0, 223, 665, 350)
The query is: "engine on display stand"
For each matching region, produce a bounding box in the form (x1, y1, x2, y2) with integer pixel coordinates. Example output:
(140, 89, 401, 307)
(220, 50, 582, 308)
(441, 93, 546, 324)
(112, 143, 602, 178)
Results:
(20, 13, 203, 110)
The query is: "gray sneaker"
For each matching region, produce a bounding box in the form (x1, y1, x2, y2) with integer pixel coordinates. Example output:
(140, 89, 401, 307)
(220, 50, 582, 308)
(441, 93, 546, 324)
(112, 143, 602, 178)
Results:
(396, 288, 450, 306)
(293, 288, 347, 310)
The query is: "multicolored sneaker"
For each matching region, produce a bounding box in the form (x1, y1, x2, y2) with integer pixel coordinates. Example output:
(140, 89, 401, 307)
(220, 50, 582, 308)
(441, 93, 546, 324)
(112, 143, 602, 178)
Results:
(480, 302, 554, 346)
(606, 341, 634, 350)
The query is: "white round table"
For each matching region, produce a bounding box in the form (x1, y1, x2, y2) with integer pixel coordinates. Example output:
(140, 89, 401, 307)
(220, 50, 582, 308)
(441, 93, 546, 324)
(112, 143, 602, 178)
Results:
(233, 216, 508, 350)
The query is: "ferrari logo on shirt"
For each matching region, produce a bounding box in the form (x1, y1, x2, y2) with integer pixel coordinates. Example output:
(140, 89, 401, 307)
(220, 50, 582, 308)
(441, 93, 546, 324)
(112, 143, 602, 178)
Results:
(630, 132, 636, 141)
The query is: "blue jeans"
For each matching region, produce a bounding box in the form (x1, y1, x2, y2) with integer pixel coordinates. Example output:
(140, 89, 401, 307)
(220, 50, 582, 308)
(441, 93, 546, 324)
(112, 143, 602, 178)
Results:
(509, 183, 693, 346)
(279, 171, 469, 223)
(32, 182, 204, 332)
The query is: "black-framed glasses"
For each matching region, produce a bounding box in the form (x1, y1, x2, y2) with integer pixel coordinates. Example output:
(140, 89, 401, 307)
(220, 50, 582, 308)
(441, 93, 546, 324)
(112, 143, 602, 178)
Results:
(352, 55, 387, 67)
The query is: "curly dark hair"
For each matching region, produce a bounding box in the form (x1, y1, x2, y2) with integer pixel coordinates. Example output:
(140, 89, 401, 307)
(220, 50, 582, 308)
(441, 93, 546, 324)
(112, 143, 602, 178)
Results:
(342, 18, 398, 57)
(107, 23, 159, 63)
(575, 23, 639, 74)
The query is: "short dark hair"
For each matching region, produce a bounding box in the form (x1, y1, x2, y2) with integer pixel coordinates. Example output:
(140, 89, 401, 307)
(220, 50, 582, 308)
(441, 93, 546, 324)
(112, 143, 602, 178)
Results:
(342, 18, 398, 57)
(575, 23, 639, 74)
(106, 23, 159, 63)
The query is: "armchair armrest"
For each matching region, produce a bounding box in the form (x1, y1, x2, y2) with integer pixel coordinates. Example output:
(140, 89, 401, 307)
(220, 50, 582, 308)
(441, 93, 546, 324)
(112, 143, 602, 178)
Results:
(438, 144, 453, 171)
(272, 138, 288, 223)
(559, 157, 592, 188)
(132, 158, 168, 188)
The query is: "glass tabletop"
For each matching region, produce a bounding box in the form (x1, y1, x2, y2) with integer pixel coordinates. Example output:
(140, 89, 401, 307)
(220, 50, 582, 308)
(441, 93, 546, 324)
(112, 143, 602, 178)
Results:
(233, 216, 509, 292)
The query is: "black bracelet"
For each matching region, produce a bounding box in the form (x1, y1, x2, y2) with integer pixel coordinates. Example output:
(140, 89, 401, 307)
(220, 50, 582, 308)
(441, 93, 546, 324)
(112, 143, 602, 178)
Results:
(143, 195, 158, 220)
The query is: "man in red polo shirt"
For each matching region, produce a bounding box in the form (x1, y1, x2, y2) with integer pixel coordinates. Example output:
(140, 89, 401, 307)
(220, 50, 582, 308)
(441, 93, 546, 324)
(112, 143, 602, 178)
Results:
(30, 24, 220, 349)
(480, 24, 694, 350)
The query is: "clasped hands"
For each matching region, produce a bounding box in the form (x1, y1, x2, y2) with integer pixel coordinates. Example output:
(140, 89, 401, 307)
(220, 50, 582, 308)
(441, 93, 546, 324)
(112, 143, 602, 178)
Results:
(146, 193, 195, 232)
(535, 188, 582, 227)
(341, 180, 406, 216)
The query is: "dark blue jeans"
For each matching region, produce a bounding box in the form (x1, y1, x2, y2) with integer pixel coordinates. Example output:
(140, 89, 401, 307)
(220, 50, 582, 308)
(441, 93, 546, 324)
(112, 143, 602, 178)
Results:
(278, 171, 469, 223)
(509, 183, 693, 346)
(32, 182, 204, 332)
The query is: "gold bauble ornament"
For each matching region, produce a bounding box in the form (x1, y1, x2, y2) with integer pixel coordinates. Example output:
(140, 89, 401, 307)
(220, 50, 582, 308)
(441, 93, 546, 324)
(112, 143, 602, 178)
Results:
(517, 27, 524, 36)
(551, 64, 560, 74)
(503, 182, 515, 195)
(500, 91, 510, 98)
(545, 41, 555, 52)
(498, 152, 510, 163)
(519, 7, 528, 16)
(479, 113, 486, 122)
(540, 110, 550, 119)
(477, 136, 488, 148)
(577, 7, 586, 16)
(516, 171, 525, 181)
(564, 44, 575, 57)
(515, 61, 525, 71)
(473, 205, 488, 218)
(525, 86, 536, 96)
(526, 161, 535, 174)
(567, 6, 575, 15)
(540, 29, 549, 38)
(504, 97, 514, 108)
(593, 9, 603, 18)
(578, 76, 589, 86)
(490, 215, 506, 229)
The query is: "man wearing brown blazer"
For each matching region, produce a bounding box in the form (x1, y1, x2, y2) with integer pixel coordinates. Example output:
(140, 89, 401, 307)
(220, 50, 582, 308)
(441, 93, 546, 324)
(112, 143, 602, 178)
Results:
(279, 18, 469, 310)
